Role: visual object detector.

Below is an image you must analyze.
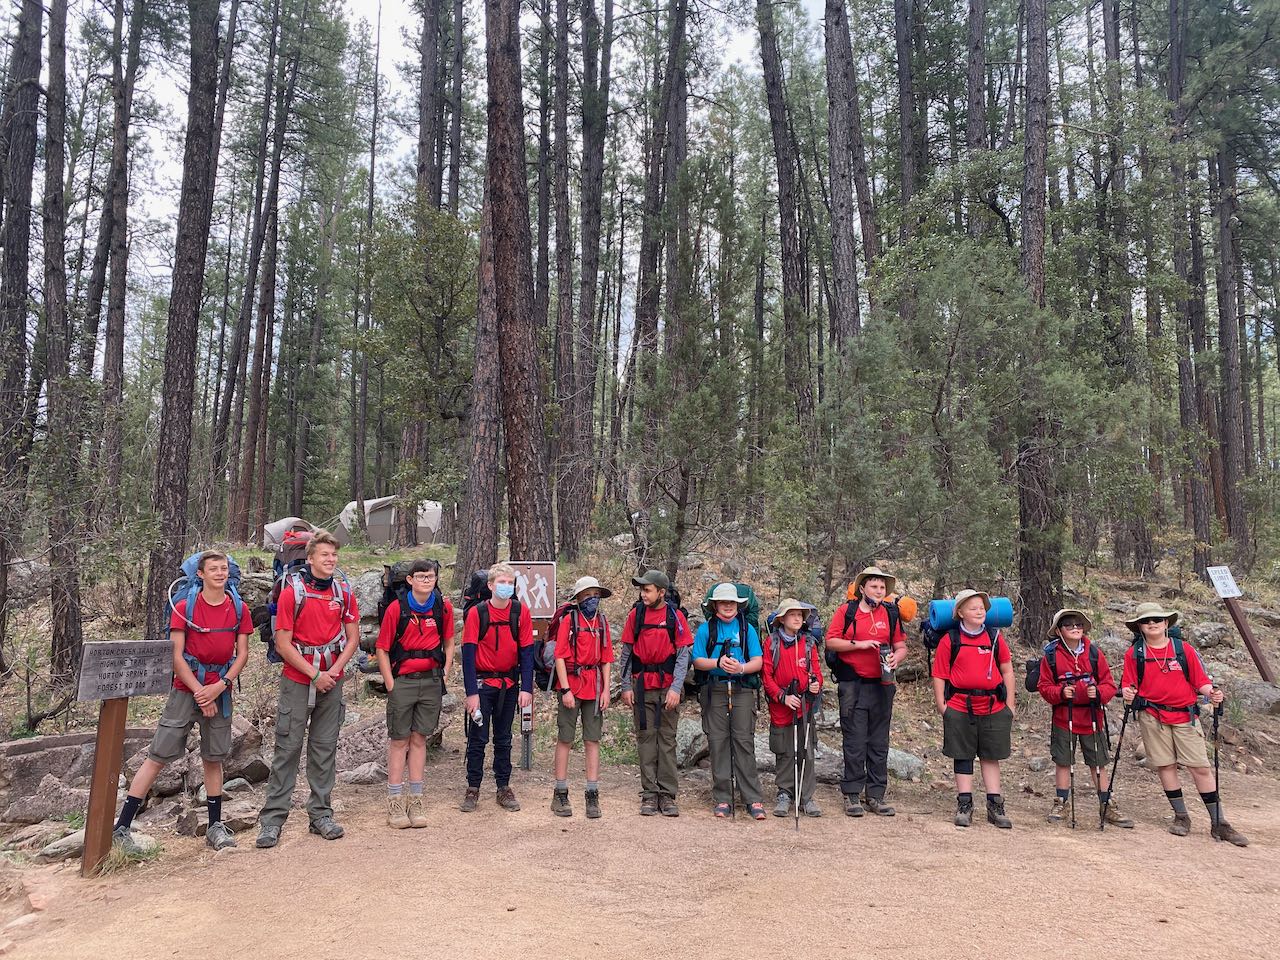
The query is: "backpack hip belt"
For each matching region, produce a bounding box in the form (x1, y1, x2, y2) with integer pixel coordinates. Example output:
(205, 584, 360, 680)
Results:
(947, 685, 1007, 716)
(1134, 697, 1199, 718)
(476, 667, 520, 684)
(181, 653, 235, 718)
(390, 642, 447, 678)
(297, 637, 346, 707)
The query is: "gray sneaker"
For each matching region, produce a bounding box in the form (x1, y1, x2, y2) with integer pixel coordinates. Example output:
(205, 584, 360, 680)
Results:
(774, 792, 792, 818)
(308, 817, 345, 840)
(112, 825, 142, 855)
(802, 799, 822, 818)
(205, 821, 237, 851)
(255, 824, 282, 849)
(844, 794, 865, 817)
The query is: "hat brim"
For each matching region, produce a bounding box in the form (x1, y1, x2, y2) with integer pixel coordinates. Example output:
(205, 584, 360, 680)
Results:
(1123, 610, 1179, 629)
(575, 585, 612, 601)
(1047, 609, 1093, 639)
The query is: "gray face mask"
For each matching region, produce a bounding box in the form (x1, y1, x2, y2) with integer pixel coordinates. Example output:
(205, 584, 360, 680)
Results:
(579, 597, 601, 618)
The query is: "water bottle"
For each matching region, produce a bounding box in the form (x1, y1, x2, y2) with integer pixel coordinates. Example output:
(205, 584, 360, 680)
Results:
(470, 706, 483, 725)
(879, 645, 895, 686)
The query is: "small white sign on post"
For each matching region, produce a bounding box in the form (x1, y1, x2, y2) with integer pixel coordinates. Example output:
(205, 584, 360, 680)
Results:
(509, 561, 557, 620)
(1206, 565, 1242, 600)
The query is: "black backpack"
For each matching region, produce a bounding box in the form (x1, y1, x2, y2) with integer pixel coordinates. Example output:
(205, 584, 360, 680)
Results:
(941, 626, 1005, 702)
(1131, 633, 1190, 688)
(630, 588, 687, 690)
(825, 599, 901, 682)
(1024, 639, 1101, 693)
(693, 613, 762, 690)
(462, 569, 492, 617)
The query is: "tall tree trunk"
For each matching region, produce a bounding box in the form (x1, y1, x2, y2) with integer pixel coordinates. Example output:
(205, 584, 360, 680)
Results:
(893, 0, 917, 241)
(485, 0, 555, 559)
(143, 0, 222, 639)
(446, 0, 463, 215)
(966, 0, 990, 237)
(552, 0, 578, 555)
(1214, 146, 1249, 562)
(824, 0, 863, 340)
(533, 0, 551, 333)
(417, 0, 441, 200)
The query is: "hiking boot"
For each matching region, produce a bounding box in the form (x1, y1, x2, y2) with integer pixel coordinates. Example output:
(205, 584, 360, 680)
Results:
(1169, 812, 1192, 836)
(112, 825, 143, 856)
(387, 794, 411, 829)
(865, 796, 895, 817)
(460, 787, 480, 813)
(640, 795, 660, 816)
(986, 797, 1012, 829)
(585, 789, 601, 819)
(954, 796, 974, 828)
(844, 794, 864, 817)
(774, 792, 792, 818)
(659, 795, 679, 817)
(802, 799, 822, 818)
(496, 787, 521, 812)
(1103, 802, 1133, 829)
(205, 821, 236, 851)
(1048, 797, 1067, 823)
(1210, 820, 1248, 847)
(551, 788, 573, 817)
(309, 817, 345, 840)
(407, 794, 428, 829)
(255, 824, 281, 849)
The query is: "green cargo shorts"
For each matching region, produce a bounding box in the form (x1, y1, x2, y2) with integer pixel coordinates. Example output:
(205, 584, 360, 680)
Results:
(386, 670, 444, 740)
(148, 688, 232, 763)
(557, 698, 605, 743)
(1050, 724, 1110, 768)
(942, 705, 1013, 762)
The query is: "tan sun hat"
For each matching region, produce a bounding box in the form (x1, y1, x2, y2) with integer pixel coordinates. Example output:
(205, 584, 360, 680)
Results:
(952, 589, 991, 618)
(569, 575, 612, 602)
(1123, 601, 1179, 630)
(1046, 608, 1093, 639)
(851, 565, 897, 598)
(774, 598, 807, 619)
(709, 582, 746, 604)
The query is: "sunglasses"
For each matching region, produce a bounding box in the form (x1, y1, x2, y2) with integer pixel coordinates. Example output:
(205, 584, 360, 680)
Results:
(1060, 623, 1085, 630)
(1137, 617, 1166, 625)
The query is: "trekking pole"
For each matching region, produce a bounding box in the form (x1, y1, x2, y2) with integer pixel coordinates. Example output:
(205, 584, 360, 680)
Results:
(790, 681, 801, 832)
(1100, 704, 1131, 831)
(726, 678, 737, 819)
(797, 690, 811, 827)
(1211, 686, 1223, 839)
(1068, 705, 1077, 831)
(1088, 698, 1101, 829)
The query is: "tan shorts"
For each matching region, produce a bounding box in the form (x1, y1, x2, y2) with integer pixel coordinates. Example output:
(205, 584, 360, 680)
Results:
(1137, 712, 1210, 768)
(148, 688, 232, 763)
(386, 670, 444, 740)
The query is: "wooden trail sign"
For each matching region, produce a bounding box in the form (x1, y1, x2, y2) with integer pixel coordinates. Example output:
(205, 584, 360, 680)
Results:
(77, 639, 173, 877)
(1204, 566, 1275, 684)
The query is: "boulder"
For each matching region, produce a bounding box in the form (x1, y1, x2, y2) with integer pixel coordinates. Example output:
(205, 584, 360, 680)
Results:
(1027, 756, 1051, 773)
(2, 774, 92, 825)
(34, 829, 84, 863)
(337, 762, 385, 785)
(223, 717, 270, 784)
(334, 714, 390, 773)
(609, 533, 632, 549)
(811, 739, 843, 784)
(6, 559, 50, 610)
(0, 729, 152, 813)
(124, 747, 187, 798)
(887, 748, 925, 781)
(2, 820, 72, 852)
(1187, 621, 1233, 649)
(676, 718, 707, 769)
(351, 571, 385, 623)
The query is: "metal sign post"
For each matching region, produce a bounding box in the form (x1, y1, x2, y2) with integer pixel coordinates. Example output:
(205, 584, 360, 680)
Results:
(76, 639, 173, 877)
(1205, 566, 1275, 683)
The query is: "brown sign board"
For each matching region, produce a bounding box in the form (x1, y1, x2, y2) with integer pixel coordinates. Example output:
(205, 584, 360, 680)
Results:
(77, 639, 173, 702)
(510, 561, 557, 620)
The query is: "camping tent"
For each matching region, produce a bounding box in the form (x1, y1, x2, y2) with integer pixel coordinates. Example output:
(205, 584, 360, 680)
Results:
(335, 497, 443, 546)
(262, 516, 315, 551)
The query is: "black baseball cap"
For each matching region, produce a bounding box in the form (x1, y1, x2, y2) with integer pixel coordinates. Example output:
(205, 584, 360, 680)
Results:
(631, 569, 670, 590)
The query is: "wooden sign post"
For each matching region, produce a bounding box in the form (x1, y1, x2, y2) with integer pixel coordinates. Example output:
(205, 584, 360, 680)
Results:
(1205, 566, 1276, 684)
(510, 561, 556, 771)
(76, 639, 173, 877)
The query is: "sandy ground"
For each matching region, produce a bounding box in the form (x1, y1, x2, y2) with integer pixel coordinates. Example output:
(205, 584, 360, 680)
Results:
(6, 734, 1279, 960)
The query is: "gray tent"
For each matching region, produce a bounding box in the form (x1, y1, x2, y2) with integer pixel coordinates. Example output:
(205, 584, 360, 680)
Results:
(261, 516, 315, 551)
(335, 497, 442, 546)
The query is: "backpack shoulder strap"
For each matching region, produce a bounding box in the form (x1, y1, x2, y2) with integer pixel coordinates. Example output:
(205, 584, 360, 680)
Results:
(886, 601, 900, 639)
(1088, 641, 1101, 676)
(394, 589, 412, 642)
(948, 628, 965, 671)
(288, 571, 307, 619)
(476, 602, 492, 644)
(508, 600, 523, 644)
(1172, 636, 1191, 685)
(1041, 639, 1060, 683)
(432, 591, 446, 638)
(843, 600, 857, 640)
(664, 601, 678, 649)
(1132, 636, 1146, 687)
(229, 587, 245, 626)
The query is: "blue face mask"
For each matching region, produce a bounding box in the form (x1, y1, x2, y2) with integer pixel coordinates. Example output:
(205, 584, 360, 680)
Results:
(494, 582, 516, 601)
(579, 597, 601, 618)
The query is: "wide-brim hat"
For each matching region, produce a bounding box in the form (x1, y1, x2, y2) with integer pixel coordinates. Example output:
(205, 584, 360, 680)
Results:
(631, 569, 670, 590)
(952, 589, 991, 617)
(1124, 602, 1179, 629)
(1046, 608, 1093, 639)
(774, 598, 808, 619)
(850, 565, 897, 598)
(709, 582, 747, 604)
(570, 576, 612, 602)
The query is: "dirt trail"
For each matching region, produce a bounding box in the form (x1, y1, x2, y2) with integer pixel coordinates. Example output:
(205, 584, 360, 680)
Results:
(9, 754, 1279, 960)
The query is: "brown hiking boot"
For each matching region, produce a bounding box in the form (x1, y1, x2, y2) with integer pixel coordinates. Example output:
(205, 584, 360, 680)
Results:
(1169, 812, 1192, 836)
(986, 796, 1013, 829)
(1103, 802, 1133, 829)
(640, 796, 659, 816)
(387, 793, 411, 829)
(459, 787, 480, 813)
(407, 794, 428, 829)
(1210, 820, 1249, 847)
(864, 796, 895, 817)
(954, 795, 973, 828)
(658, 795, 679, 817)
(551, 788, 572, 817)
(1047, 797, 1067, 823)
(496, 786, 521, 812)
(585, 789, 601, 819)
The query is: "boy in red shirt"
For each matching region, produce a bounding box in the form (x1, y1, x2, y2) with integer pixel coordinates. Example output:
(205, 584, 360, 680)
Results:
(256, 531, 360, 848)
(1036, 609, 1132, 827)
(931, 589, 1017, 829)
(114, 551, 250, 852)
(550, 576, 614, 819)
(825, 565, 908, 817)
(1120, 602, 1247, 845)
(763, 599, 823, 818)
(460, 562, 534, 813)
(618, 569, 693, 817)
(376, 558, 454, 829)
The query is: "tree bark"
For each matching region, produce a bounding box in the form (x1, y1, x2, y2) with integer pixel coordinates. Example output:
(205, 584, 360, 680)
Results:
(1214, 146, 1249, 562)
(446, 0, 464, 215)
(824, 0, 863, 339)
(552, 0, 578, 555)
(893, 0, 917, 241)
(533, 0, 551, 333)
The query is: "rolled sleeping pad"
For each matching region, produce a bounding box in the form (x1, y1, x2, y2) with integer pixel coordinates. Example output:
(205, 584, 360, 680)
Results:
(928, 596, 1015, 632)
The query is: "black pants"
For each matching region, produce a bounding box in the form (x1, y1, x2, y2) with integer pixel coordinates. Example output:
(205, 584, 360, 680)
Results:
(838, 678, 895, 799)
(465, 684, 517, 789)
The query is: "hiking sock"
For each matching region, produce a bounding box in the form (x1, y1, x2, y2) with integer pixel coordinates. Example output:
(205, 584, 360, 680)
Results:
(1055, 788, 1070, 802)
(115, 795, 143, 831)
(586, 780, 599, 793)
(1165, 789, 1187, 815)
(555, 779, 568, 792)
(1199, 790, 1221, 822)
(1098, 790, 1111, 804)
(207, 795, 223, 826)
(388, 782, 404, 798)
(958, 791, 973, 805)
(987, 793, 1003, 807)
(408, 781, 423, 796)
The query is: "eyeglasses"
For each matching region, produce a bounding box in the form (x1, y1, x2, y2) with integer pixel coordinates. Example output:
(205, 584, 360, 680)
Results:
(411, 573, 437, 581)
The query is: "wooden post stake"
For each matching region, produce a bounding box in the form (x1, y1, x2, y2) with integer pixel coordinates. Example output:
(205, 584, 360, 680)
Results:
(1222, 597, 1276, 684)
(82, 697, 129, 877)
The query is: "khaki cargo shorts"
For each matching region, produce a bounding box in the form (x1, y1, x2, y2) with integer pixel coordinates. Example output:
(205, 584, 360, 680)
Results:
(557, 699, 605, 743)
(1137, 712, 1210, 768)
(148, 688, 232, 763)
(386, 670, 444, 740)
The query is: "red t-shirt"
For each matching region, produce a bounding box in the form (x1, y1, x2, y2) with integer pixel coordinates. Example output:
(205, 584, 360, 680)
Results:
(1036, 637, 1117, 733)
(1121, 640, 1211, 726)
(169, 593, 252, 691)
(825, 601, 907, 679)
(277, 580, 360, 685)
(462, 600, 534, 689)
(621, 603, 693, 690)
(762, 631, 824, 727)
(932, 627, 1011, 716)
(376, 596, 454, 676)
(554, 612, 614, 700)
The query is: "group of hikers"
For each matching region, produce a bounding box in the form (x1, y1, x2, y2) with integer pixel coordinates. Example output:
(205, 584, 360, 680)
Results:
(109, 531, 1250, 854)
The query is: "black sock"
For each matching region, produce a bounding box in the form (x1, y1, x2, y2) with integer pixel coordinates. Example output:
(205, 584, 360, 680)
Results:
(1098, 790, 1111, 803)
(1199, 790, 1221, 822)
(1165, 788, 1187, 815)
(987, 793, 1003, 805)
(1056, 788, 1070, 801)
(207, 795, 223, 825)
(115, 795, 143, 831)
(958, 791, 973, 804)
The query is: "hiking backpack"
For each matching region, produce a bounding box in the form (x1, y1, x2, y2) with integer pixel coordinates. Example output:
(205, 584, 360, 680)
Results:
(462, 569, 492, 617)
(537, 602, 609, 693)
(825, 599, 901, 682)
(472, 599, 526, 682)
(1131, 633, 1190, 688)
(630, 585, 688, 689)
(694, 583, 763, 690)
(168, 551, 246, 638)
(372, 563, 448, 678)
(940, 625, 1006, 702)
(1023, 639, 1101, 694)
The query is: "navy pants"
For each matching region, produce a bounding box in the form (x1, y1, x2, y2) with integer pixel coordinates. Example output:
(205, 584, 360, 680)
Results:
(465, 683, 517, 789)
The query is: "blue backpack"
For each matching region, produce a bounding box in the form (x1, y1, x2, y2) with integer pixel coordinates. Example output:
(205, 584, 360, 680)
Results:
(168, 551, 246, 637)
